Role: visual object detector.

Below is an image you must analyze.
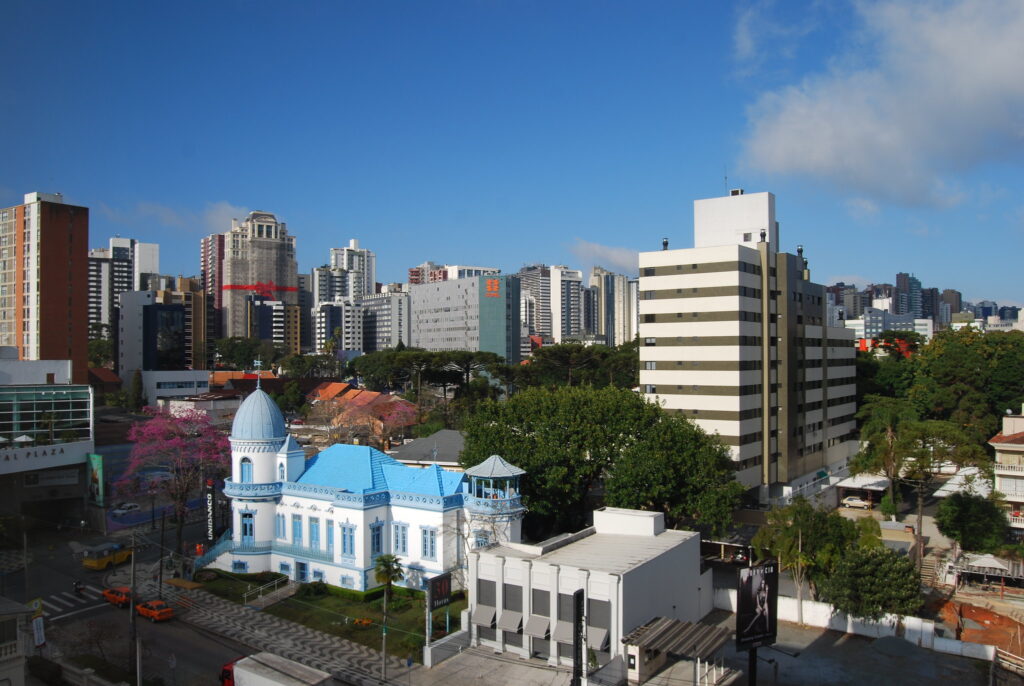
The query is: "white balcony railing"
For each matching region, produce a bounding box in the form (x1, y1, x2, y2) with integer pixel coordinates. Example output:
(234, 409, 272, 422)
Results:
(995, 463, 1024, 473)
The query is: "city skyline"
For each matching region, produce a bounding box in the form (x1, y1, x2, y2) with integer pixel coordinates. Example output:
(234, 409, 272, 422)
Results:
(2, 1, 1022, 306)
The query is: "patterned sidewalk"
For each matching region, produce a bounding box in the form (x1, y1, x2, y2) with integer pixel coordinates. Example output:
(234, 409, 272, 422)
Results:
(106, 562, 405, 685)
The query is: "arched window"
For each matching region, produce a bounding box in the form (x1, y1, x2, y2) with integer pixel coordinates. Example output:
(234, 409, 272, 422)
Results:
(278, 463, 285, 481)
(240, 458, 253, 484)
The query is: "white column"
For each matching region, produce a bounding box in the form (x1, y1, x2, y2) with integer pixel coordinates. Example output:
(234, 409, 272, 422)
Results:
(522, 560, 533, 660)
(548, 564, 560, 666)
(495, 555, 505, 653)
(469, 551, 480, 646)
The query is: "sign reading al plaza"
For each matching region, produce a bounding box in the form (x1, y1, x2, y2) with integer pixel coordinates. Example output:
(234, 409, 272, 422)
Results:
(0, 441, 92, 476)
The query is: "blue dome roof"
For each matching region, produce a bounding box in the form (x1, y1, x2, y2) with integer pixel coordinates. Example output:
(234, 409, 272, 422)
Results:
(231, 389, 286, 440)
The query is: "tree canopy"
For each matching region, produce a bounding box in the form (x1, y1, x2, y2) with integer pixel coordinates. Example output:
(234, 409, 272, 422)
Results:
(461, 385, 738, 538)
(817, 546, 922, 621)
(122, 408, 230, 554)
(935, 492, 1008, 552)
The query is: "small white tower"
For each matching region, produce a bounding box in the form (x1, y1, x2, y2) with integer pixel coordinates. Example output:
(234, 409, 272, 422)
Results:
(227, 388, 288, 552)
(463, 455, 527, 548)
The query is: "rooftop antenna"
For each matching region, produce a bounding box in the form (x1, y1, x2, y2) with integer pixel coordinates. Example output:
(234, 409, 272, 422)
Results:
(253, 358, 263, 390)
(724, 168, 728, 196)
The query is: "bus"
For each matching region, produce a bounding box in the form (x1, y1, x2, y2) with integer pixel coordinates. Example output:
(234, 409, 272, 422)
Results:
(81, 542, 132, 570)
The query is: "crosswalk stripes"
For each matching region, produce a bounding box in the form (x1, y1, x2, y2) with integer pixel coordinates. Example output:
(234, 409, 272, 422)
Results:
(38, 585, 106, 618)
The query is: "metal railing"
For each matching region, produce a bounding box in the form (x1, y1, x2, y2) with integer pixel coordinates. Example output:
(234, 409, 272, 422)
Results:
(243, 575, 290, 604)
(995, 463, 1024, 473)
(193, 529, 233, 570)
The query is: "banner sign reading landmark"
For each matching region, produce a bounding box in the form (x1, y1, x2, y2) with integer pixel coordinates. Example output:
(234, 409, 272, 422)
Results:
(735, 562, 778, 651)
(205, 478, 215, 542)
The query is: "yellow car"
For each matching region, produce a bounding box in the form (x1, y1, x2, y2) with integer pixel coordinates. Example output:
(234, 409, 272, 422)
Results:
(82, 543, 132, 571)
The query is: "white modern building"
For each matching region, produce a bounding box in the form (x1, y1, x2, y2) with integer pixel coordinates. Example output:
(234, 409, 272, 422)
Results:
(469, 507, 709, 672)
(990, 406, 1024, 531)
(639, 190, 858, 497)
(207, 388, 526, 590)
(330, 239, 376, 299)
(359, 291, 411, 352)
(844, 307, 934, 343)
(589, 266, 635, 347)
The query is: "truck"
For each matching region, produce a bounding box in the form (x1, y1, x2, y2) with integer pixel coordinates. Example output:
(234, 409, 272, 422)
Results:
(219, 652, 332, 686)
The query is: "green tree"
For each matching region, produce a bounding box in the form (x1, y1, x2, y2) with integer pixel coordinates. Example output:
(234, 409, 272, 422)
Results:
(875, 329, 925, 359)
(604, 415, 743, 535)
(523, 343, 601, 386)
(818, 546, 921, 621)
(935, 492, 1007, 552)
(909, 329, 1024, 445)
(751, 497, 857, 624)
(275, 381, 305, 414)
(462, 386, 663, 537)
(850, 396, 920, 503)
(213, 337, 275, 370)
(128, 369, 145, 411)
(88, 338, 114, 368)
(373, 553, 405, 681)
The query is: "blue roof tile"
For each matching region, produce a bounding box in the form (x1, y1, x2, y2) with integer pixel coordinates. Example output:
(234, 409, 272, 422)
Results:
(296, 444, 465, 496)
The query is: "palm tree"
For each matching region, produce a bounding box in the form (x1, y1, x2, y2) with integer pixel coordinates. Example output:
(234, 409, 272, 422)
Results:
(374, 553, 405, 680)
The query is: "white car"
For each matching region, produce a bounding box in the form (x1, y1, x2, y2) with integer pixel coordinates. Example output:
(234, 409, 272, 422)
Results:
(111, 503, 140, 517)
(841, 496, 872, 510)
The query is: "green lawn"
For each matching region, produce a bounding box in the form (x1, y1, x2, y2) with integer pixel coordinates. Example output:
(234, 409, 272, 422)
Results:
(196, 571, 466, 662)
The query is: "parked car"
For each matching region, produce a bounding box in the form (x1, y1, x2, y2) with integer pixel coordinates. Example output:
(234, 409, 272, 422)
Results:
(135, 599, 174, 622)
(102, 586, 132, 608)
(111, 503, 140, 517)
(841, 495, 872, 510)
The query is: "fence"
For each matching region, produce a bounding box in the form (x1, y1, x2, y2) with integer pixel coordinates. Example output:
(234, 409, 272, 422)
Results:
(714, 588, 997, 661)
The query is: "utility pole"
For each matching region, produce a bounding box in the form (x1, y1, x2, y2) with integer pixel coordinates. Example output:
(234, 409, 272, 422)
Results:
(129, 532, 137, 678)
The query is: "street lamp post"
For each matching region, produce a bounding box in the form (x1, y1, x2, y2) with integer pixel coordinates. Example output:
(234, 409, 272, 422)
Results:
(149, 485, 157, 531)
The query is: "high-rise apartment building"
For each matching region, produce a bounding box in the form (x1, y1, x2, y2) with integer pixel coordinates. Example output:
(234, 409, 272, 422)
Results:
(0, 192, 88, 382)
(638, 190, 857, 497)
(154, 277, 207, 370)
(200, 233, 226, 349)
(313, 300, 363, 355)
(359, 292, 411, 352)
(589, 266, 634, 346)
(219, 212, 298, 338)
(517, 265, 552, 339)
(330, 239, 376, 297)
(550, 266, 583, 343)
(88, 236, 160, 337)
(248, 299, 302, 356)
(940, 289, 962, 317)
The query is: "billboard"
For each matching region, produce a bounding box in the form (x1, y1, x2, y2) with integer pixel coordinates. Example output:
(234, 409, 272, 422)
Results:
(735, 562, 778, 651)
(88, 454, 105, 507)
(428, 572, 452, 611)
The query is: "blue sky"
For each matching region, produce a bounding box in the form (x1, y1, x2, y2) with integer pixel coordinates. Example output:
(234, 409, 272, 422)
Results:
(2, 0, 1021, 306)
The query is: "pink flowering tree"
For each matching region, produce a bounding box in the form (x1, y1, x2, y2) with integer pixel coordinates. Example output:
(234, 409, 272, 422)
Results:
(120, 408, 230, 554)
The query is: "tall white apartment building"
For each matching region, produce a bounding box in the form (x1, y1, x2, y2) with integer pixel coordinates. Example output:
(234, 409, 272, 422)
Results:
(330, 239, 376, 298)
(550, 266, 583, 343)
(589, 266, 634, 346)
(638, 191, 857, 497)
(314, 300, 363, 355)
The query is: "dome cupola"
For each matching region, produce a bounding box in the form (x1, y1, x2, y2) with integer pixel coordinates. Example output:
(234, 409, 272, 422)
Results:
(231, 388, 286, 440)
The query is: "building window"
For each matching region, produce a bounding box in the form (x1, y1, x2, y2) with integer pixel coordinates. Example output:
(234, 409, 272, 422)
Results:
(309, 517, 320, 549)
(371, 524, 383, 556)
(341, 525, 355, 557)
(644, 337, 656, 346)
(421, 527, 437, 560)
(326, 520, 334, 554)
(644, 361, 656, 370)
(393, 523, 408, 555)
(275, 514, 286, 539)
(340, 575, 354, 588)
(232, 560, 248, 573)
(278, 463, 285, 481)
(279, 562, 291, 575)
(292, 515, 303, 546)
(239, 458, 253, 484)
(313, 570, 324, 581)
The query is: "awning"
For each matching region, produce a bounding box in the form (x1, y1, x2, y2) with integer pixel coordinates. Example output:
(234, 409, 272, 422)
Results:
(621, 617, 730, 662)
(472, 605, 496, 627)
(524, 615, 550, 638)
(497, 611, 523, 632)
(587, 626, 609, 651)
(552, 620, 574, 644)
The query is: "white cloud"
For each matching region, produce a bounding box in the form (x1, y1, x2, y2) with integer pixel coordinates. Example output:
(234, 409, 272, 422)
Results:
(733, 1, 822, 75)
(568, 238, 639, 276)
(742, 0, 1024, 206)
(98, 200, 247, 234)
(845, 197, 879, 219)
